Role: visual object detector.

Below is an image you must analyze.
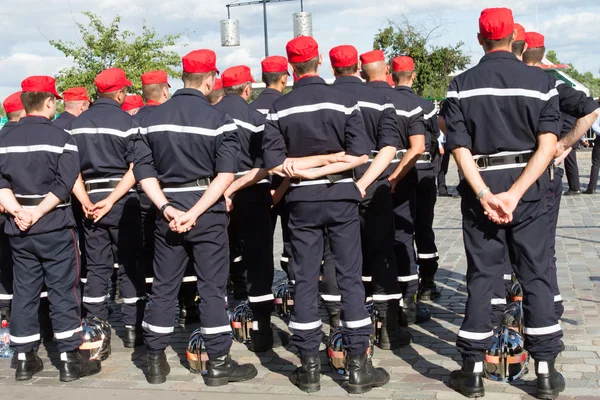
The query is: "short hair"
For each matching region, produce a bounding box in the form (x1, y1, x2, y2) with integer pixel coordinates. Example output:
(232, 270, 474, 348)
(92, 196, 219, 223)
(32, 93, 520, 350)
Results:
(207, 89, 224, 105)
(290, 56, 320, 76)
(481, 33, 513, 52)
(511, 40, 526, 57)
(98, 87, 127, 100)
(333, 64, 358, 76)
(182, 71, 216, 88)
(392, 71, 414, 85)
(522, 47, 546, 65)
(142, 83, 168, 102)
(262, 72, 288, 87)
(20, 91, 54, 113)
(224, 82, 251, 96)
(6, 110, 24, 122)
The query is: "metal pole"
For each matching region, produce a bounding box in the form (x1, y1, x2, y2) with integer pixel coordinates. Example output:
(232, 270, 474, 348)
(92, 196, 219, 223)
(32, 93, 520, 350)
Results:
(263, 0, 269, 57)
(300, 0, 304, 12)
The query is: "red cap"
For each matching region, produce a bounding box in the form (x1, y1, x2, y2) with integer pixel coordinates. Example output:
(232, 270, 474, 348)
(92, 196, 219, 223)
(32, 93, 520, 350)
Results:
(479, 8, 514, 40)
(514, 23, 526, 41)
(94, 68, 132, 93)
(286, 36, 319, 63)
(122, 95, 144, 111)
(329, 45, 358, 68)
(525, 32, 545, 49)
(392, 56, 415, 72)
(386, 75, 395, 86)
(2, 92, 24, 114)
(142, 70, 171, 87)
(182, 50, 219, 74)
(222, 66, 255, 88)
(21, 76, 62, 99)
(63, 87, 90, 102)
(360, 50, 385, 65)
(261, 56, 289, 74)
(213, 78, 223, 91)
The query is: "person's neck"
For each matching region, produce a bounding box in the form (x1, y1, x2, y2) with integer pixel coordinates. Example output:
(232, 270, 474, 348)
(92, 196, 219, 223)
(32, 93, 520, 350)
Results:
(26, 111, 51, 119)
(64, 108, 80, 117)
(184, 84, 210, 96)
(266, 84, 284, 93)
(484, 47, 511, 55)
(296, 72, 319, 80)
(240, 93, 251, 102)
(364, 72, 387, 83)
(335, 74, 358, 79)
(397, 82, 412, 88)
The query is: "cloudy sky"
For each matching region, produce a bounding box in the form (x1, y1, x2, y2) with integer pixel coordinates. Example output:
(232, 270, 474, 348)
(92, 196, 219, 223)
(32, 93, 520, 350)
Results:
(1, 0, 599, 102)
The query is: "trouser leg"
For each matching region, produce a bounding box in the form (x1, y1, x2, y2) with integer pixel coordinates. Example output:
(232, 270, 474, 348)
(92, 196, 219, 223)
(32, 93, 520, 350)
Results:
(143, 218, 188, 354)
(564, 148, 580, 191)
(589, 137, 600, 191)
(8, 236, 43, 353)
(438, 151, 450, 193)
(0, 227, 13, 312)
(140, 193, 157, 292)
(272, 198, 294, 282)
(319, 234, 341, 315)
(491, 270, 508, 328)
(192, 212, 232, 359)
(545, 169, 564, 320)
(415, 173, 439, 279)
(228, 209, 246, 299)
(82, 223, 112, 321)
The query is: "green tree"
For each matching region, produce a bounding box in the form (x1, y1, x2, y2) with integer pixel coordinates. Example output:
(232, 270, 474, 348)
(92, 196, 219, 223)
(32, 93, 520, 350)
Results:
(373, 18, 470, 98)
(49, 12, 186, 98)
(546, 50, 600, 97)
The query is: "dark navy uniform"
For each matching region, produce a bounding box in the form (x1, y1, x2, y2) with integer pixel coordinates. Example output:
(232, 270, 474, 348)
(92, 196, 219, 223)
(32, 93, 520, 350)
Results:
(0, 122, 17, 314)
(251, 88, 282, 116)
(215, 94, 274, 337)
(66, 98, 144, 329)
(263, 76, 373, 357)
(53, 111, 77, 131)
(133, 88, 239, 358)
(445, 50, 563, 362)
(0, 116, 82, 354)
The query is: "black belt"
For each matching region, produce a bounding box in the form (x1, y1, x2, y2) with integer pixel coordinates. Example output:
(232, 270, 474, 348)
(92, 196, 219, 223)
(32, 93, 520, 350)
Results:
(394, 151, 432, 162)
(161, 177, 212, 189)
(475, 153, 533, 169)
(85, 179, 121, 192)
(19, 196, 71, 207)
(290, 170, 354, 185)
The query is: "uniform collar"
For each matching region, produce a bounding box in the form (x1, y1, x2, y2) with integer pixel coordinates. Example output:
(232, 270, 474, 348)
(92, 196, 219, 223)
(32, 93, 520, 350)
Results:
(146, 100, 161, 106)
(57, 111, 76, 120)
(93, 98, 122, 108)
(294, 75, 327, 88)
(18, 115, 54, 125)
(3, 121, 18, 127)
(367, 80, 392, 89)
(395, 85, 416, 94)
(261, 87, 283, 96)
(480, 51, 519, 63)
(172, 88, 209, 103)
(333, 75, 363, 85)
(221, 94, 248, 105)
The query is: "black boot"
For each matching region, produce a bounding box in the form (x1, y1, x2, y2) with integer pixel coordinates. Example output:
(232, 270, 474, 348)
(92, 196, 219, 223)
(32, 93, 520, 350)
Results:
(15, 351, 43, 381)
(449, 361, 485, 398)
(290, 355, 320, 393)
(123, 326, 143, 348)
(418, 277, 441, 301)
(377, 304, 412, 350)
(250, 317, 273, 352)
(205, 354, 258, 386)
(535, 359, 565, 399)
(347, 353, 390, 394)
(399, 297, 431, 326)
(59, 350, 101, 382)
(146, 351, 170, 384)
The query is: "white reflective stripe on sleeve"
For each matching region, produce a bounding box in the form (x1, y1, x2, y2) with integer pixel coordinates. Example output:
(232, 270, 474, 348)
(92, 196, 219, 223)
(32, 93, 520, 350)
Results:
(372, 294, 403, 301)
(490, 298, 507, 305)
(248, 294, 275, 303)
(54, 327, 83, 340)
(320, 294, 341, 302)
(290, 178, 353, 187)
(423, 109, 437, 120)
(200, 325, 232, 335)
(232, 119, 265, 133)
(340, 317, 372, 329)
(10, 333, 41, 344)
(396, 106, 423, 118)
(141, 123, 237, 137)
(457, 330, 494, 340)
(267, 102, 359, 121)
(0, 294, 13, 300)
(142, 321, 174, 334)
(361, 276, 372, 282)
(182, 276, 197, 283)
(504, 274, 512, 280)
(0, 144, 78, 154)
(122, 297, 140, 304)
(40, 292, 48, 298)
(417, 252, 439, 259)
(357, 101, 395, 112)
(288, 320, 322, 330)
(83, 295, 108, 304)
(398, 274, 419, 282)
(523, 324, 562, 335)
(555, 80, 566, 88)
(69, 127, 138, 137)
(256, 109, 269, 115)
(448, 88, 558, 101)
(554, 295, 562, 302)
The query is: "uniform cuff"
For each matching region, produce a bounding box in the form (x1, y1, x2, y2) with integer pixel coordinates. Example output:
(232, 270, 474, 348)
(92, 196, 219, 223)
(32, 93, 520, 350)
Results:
(264, 153, 286, 170)
(133, 165, 158, 182)
(215, 159, 238, 174)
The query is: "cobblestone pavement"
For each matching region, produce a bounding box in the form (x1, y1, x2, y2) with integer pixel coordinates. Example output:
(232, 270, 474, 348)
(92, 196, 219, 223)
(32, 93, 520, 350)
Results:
(1, 153, 600, 399)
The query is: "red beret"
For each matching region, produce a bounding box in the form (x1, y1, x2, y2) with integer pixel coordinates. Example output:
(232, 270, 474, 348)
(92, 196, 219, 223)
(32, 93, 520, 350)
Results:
(2, 91, 23, 114)
(514, 23, 526, 42)
(63, 87, 90, 102)
(213, 78, 223, 91)
(95, 68, 132, 93)
(286, 36, 319, 63)
(329, 45, 358, 68)
(261, 56, 289, 74)
(222, 65, 255, 88)
(360, 50, 385, 65)
(122, 95, 144, 111)
(392, 56, 415, 72)
(142, 70, 171, 87)
(525, 32, 545, 49)
(21, 76, 62, 99)
(182, 50, 219, 74)
(386, 75, 395, 87)
(479, 8, 514, 40)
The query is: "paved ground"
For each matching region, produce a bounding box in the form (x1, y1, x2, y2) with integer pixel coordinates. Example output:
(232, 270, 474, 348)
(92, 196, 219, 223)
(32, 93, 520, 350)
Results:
(1, 152, 600, 399)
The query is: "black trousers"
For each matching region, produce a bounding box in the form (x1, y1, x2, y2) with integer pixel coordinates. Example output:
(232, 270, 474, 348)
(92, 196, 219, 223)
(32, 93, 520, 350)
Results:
(143, 212, 232, 359)
(392, 170, 419, 299)
(545, 168, 565, 319)
(228, 185, 274, 325)
(415, 166, 439, 278)
(9, 228, 83, 353)
(82, 194, 144, 327)
(457, 187, 562, 362)
(271, 195, 294, 281)
(587, 136, 600, 191)
(139, 192, 157, 290)
(288, 200, 372, 357)
(437, 151, 451, 194)
(0, 218, 12, 311)
(564, 148, 580, 191)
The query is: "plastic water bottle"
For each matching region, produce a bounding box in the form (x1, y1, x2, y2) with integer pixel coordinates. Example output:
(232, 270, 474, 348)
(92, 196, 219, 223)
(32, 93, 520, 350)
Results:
(0, 320, 14, 359)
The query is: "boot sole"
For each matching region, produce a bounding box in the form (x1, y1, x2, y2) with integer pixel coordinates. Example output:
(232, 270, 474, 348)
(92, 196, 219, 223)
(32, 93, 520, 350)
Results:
(536, 384, 566, 400)
(449, 381, 485, 398)
(290, 375, 321, 393)
(60, 361, 102, 383)
(348, 374, 391, 394)
(205, 368, 258, 387)
(145, 364, 171, 385)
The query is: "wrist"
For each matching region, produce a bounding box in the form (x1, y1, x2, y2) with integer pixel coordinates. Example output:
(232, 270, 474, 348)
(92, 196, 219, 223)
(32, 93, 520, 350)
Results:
(475, 186, 491, 200)
(159, 202, 173, 216)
